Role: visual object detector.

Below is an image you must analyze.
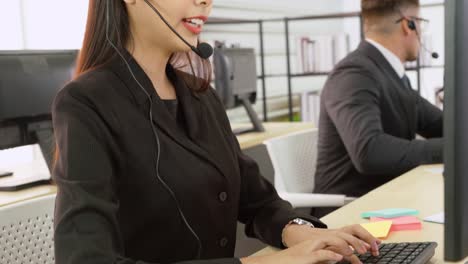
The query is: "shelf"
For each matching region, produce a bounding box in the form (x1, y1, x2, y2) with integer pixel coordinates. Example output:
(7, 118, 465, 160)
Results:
(257, 65, 445, 80)
(291, 72, 331, 77)
(286, 11, 361, 22)
(258, 74, 287, 79)
(257, 72, 331, 79)
(406, 65, 445, 71)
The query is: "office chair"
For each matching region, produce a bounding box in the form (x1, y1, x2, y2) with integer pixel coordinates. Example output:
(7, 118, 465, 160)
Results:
(264, 128, 355, 208)
(0, 194, 56, 264)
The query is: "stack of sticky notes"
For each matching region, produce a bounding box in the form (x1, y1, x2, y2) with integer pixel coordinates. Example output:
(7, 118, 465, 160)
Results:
(360, 208, 422, 239)
(361, 208, 419, 219)
(371, 216, 422, 231)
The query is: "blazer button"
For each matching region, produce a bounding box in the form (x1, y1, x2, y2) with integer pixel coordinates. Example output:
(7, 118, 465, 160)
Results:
(218, 192, 228, 202)
(219, 237, 228, 247)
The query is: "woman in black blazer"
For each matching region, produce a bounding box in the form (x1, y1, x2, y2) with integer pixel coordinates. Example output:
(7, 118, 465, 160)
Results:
(52, 1, 380, 264)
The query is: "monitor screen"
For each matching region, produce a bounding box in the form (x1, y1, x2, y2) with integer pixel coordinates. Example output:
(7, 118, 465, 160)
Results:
(444, 0, 468, 261)
(0, 50, 77, 121)
(213, 46, 257, 109)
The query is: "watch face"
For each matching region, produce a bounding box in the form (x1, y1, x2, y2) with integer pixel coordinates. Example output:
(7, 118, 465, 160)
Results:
(293, 218, 314, 227)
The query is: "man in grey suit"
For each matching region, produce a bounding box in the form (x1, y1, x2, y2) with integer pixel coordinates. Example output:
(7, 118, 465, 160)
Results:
(313, 0, 443, 217)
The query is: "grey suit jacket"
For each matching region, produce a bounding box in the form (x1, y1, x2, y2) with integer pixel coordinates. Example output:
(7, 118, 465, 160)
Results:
(314, 41, 443, 214)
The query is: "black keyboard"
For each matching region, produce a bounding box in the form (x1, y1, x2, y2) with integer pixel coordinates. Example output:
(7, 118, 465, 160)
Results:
(340, 242, 437, 264)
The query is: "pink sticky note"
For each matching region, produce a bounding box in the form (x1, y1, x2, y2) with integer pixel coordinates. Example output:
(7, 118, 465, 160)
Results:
(371, 216, 422, 231)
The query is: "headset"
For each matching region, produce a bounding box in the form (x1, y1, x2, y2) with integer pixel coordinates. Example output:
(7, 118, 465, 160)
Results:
(406, 18, 439, 59)
(407, 19, 417, 31)
(105, 0, 211, 259)
(142, 0, 213, 59)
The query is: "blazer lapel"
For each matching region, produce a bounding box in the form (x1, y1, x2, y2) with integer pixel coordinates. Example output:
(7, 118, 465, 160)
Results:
(108, 51, 230, 179)
(165, 67, 235, 180)
(359, 42, 417, 138)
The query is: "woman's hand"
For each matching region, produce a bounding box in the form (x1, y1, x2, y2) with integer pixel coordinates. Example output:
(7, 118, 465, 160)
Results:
(241, 223, 381, 264)
(240, 238, 344, 264)
(281, 224, 381, 263)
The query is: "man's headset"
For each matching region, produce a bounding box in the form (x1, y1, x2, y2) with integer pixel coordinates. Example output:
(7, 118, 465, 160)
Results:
(104, 0, 210, 259)
(407, 19, 417, 31)
(405, 18, 439, 59)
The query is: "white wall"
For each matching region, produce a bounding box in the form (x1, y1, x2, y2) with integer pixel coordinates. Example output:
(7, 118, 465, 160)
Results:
(0, 1, 24, 50)
(0, 0, 88, 50)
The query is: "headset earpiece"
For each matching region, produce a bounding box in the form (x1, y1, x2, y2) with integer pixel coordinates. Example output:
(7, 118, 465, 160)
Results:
(408, 20, 416, 31)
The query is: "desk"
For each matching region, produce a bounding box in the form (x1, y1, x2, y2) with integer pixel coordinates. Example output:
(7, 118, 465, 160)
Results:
(254, 165, 468, 263)
(0, 122, 314, 209)
(233, 122, 314, 150)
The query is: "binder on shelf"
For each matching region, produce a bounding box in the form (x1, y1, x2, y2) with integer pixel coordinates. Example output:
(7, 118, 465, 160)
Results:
(297, 34, 351, 74)
(301, 90, 321, 125)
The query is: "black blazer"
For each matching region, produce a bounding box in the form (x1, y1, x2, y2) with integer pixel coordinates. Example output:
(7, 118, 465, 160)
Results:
(52, 52, 325, 264)
(314, 41, 443, 215)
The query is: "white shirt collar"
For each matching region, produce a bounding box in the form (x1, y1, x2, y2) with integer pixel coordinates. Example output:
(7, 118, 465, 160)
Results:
(366, 38, 405, 78)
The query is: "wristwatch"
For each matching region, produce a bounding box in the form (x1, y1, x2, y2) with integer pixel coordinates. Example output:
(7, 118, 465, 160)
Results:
(289, 218, 315, 228)
(282, 218, 315, 248)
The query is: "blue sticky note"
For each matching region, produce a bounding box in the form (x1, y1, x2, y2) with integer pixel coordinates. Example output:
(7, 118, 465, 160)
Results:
(361, 208, 419, 219)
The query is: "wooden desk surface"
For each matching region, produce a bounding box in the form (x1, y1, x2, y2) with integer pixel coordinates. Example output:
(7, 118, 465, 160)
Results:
(233, 122, 314, 150)
(255, 165, 468, 263)
(0, 122, 313, 208)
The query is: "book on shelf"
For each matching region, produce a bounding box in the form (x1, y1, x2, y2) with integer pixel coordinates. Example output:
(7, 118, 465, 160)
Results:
(296, 34, 350, 74)
(301, 90, 321, 125)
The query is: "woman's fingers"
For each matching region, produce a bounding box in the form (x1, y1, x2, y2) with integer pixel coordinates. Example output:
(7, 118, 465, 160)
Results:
(336, 232, 369, 254)
(342, 225, 381, 256)
(308, 250, 344, 263)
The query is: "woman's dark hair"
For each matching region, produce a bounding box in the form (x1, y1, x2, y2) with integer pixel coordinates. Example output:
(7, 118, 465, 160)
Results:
(76, 0, 212, 92)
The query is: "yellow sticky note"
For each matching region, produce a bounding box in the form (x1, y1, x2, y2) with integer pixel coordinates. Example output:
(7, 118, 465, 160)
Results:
(360, 221, 392, 238)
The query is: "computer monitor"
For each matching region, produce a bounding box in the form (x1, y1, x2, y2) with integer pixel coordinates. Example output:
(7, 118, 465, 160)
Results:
(444, 0, 468, 261)
(0, 50, 78, 172)
(213, 43, 265, 134)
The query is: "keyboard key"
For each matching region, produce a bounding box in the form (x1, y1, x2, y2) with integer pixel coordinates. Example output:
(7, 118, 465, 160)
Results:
(344, 242, 437, 264)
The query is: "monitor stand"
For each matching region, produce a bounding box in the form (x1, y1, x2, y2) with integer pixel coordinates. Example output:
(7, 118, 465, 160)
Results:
(0, 131, 53, 191)
(34, 128, 55, 172)
(0, 121, 54, 191)
(232, 96, 265, 135)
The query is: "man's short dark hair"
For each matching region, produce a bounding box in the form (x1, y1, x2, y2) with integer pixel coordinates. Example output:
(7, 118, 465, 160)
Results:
(361, 0, 420, 21)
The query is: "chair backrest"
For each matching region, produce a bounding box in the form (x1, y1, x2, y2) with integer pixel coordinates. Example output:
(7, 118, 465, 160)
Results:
(0, 194, 56, 264)
(264, 128, 318, 193)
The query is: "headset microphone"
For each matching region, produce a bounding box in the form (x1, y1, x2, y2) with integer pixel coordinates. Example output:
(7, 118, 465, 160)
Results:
(143, 0, 213, 59)
(408, 20, 439, 59)
(421, 43, 439, 59)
